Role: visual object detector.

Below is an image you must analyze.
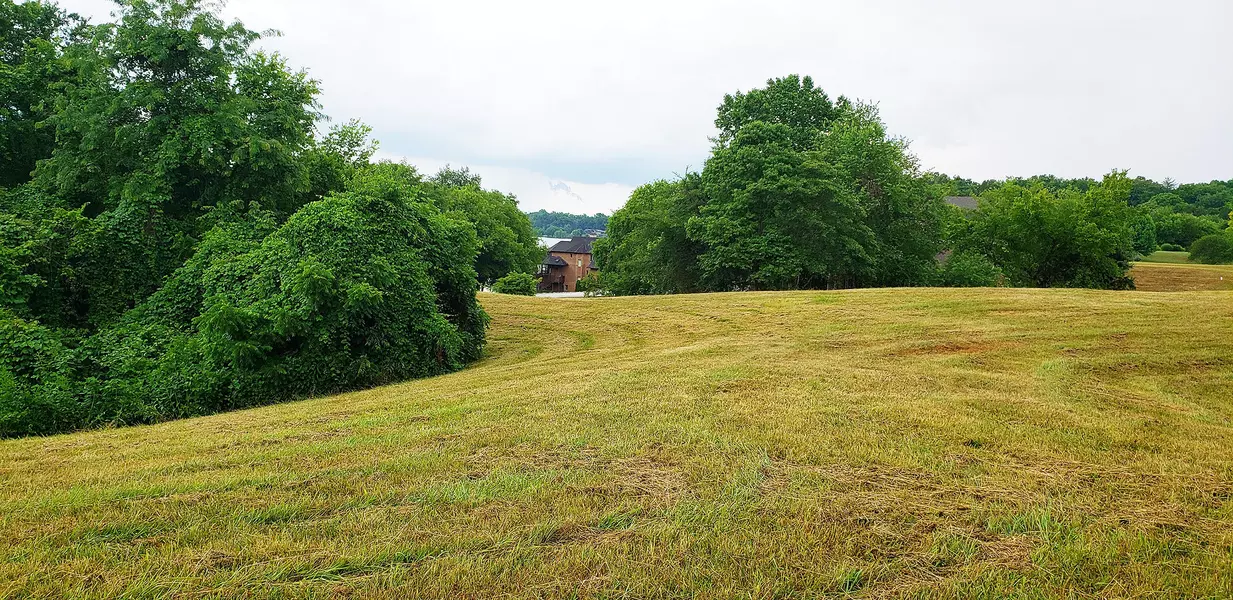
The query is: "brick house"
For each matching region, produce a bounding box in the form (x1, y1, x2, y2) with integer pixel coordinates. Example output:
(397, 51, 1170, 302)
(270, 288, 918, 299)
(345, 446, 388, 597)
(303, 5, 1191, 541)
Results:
(538, 237, 598, 292)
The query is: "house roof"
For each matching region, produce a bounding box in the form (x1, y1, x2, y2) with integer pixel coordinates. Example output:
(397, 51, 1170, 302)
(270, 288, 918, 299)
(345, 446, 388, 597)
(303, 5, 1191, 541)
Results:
(542, 255, 568, 267)
(548, 236, 596, 254)
(944, 196, 978, 210)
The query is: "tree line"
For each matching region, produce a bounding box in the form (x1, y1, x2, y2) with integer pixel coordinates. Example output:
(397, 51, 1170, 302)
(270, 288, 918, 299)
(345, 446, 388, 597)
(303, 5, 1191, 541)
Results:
(925, 173, 1233, 257)
(0, 0, 542, 436)
(526, 210, 609, 237)
(593, 76, 1232, 295)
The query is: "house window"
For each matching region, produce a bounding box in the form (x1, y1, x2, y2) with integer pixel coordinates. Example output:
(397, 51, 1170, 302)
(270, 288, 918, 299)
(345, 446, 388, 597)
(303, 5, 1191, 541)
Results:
(577, 259, 582, 268)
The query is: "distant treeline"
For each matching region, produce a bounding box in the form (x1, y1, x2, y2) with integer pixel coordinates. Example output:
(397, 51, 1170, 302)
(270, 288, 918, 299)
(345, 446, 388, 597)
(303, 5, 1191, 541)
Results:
(926, 173, 1232, 251)
(526, 210, 609, 237)
(594, 75, 1233, 296)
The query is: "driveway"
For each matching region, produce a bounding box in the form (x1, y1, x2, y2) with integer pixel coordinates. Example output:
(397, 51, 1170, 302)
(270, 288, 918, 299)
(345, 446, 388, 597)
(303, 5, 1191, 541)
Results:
(535, 292, 586, 298)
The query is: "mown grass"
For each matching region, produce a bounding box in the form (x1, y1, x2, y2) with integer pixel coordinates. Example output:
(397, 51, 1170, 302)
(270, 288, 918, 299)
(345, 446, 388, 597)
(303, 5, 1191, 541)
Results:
(2, 288, 1232, 598)
(1138, 251, 1192, 264)
(1132, 261, 1233, 292)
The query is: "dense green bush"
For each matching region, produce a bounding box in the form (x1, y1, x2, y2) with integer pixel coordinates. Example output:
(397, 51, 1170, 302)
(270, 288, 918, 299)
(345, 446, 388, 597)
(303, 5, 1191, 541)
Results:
(0, 180, 487, 435)
(1159, 243, 1184, 252)
(948, 174, 1137, 289)
(1152, 212, 1223, 249)
(1188, 233, 1233, 264)
(937, 252, 1004, 287)
(492, 272, 538, 296)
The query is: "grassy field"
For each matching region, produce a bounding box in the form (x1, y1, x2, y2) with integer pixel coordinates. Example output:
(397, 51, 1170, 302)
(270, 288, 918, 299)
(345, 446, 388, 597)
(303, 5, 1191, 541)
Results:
(1131, 261, 1233, 292)
(2, 288, 1233, 598)
(1137, 251, 1192, 264)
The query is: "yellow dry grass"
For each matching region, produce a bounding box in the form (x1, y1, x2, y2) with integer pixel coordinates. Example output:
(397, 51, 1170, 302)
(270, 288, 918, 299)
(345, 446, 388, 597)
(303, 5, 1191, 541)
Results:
(2, 288, 1232, 598)
(1132, 261, 1233, 292)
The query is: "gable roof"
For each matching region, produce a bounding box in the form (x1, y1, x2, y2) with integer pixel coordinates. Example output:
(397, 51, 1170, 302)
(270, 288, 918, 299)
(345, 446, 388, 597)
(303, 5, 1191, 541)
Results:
(548, 236, 596, 254)
(944, 196, 978, 210)
(542, 255, 568, 267)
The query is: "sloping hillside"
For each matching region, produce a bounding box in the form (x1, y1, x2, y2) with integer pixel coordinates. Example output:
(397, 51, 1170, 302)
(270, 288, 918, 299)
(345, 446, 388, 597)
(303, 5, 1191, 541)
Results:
(2, 289, 1232, 598)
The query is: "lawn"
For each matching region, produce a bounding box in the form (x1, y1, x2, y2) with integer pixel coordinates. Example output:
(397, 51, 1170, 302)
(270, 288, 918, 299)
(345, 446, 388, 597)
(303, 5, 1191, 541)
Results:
(1138, 251, 1192, 264)
(2, 289, 1232, 598)
(1131, 261, 1233, 292)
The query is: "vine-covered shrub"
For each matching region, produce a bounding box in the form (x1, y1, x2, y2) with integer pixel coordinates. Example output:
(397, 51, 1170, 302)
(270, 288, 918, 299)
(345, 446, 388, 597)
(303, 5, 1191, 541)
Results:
(0, 180, 488, 436)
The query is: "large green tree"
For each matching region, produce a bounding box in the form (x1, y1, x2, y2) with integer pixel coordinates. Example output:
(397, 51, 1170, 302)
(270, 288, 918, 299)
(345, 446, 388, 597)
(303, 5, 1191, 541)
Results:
(593, 175, 705, 295)
(713, 75, 840, 151)
(601, 76, 942, 294)
(16, 0, 322, 328)
(0, 0, 81, 187)
(0, 0, 494, 437)
(689, 121, 873, 290)
(425, 166, 541, 285)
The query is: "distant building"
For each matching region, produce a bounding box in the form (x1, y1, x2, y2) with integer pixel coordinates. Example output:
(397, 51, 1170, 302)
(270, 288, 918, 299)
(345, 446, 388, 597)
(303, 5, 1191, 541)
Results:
(538, 237, 598, 292)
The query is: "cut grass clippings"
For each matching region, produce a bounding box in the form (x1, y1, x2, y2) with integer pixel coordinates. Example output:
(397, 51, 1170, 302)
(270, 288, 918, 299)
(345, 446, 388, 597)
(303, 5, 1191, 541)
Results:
(2, 288, 1232, 598)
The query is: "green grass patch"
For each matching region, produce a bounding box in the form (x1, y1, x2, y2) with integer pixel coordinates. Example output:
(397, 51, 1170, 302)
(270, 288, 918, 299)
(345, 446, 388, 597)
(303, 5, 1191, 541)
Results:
(1139, 250, 1191, 264)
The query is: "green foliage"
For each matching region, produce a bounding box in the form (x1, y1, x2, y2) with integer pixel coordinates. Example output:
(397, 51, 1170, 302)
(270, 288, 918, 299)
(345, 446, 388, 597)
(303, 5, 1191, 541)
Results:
(1159, 243, 1184, 252)
(526, 210, 608, 237)
(1129, 211, 1158, 256)
(0, 0, 491, 437)
(937, 252, 1004, 287)
(593, 176, 705, 295)
(491, 272, 538, 296)
(17, 0, 323, 328)
(950, 173, 1137, 289)
(1, 180, 487, 436)
(574, 272, 603, 296)
(819, 103, 943, 286)
(1150, 211, 1222, 249)
(303, 119, 379, 202)
(714, 74, 839, 151)
(690, 120, 873, 290)
(425, 165, 541, 285)
(1188, 233, 1233, 264)
(0, 0, 82, 187)
(601, 79, 941, 294)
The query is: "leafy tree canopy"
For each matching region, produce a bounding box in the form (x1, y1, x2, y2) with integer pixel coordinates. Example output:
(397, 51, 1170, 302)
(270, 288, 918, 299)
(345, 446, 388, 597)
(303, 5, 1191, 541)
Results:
(601, 77, 942, 294)
(0, 0, 83, 187)
(424, 165, 541, 285)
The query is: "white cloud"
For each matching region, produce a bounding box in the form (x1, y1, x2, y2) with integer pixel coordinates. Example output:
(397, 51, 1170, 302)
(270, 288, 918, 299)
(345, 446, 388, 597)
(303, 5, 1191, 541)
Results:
(57, 0, 1233, 213)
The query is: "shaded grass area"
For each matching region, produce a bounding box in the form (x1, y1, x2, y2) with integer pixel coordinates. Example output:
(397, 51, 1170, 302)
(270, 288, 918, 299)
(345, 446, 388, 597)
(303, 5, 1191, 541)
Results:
(1132, 261, 1233, 292)
(2, 289, 1232, 598)
(1138, 251, 1192, 264)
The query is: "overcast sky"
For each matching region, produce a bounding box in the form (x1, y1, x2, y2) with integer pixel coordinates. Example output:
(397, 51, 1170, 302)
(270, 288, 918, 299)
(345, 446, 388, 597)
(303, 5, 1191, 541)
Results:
(58, 0, 1233, 214)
